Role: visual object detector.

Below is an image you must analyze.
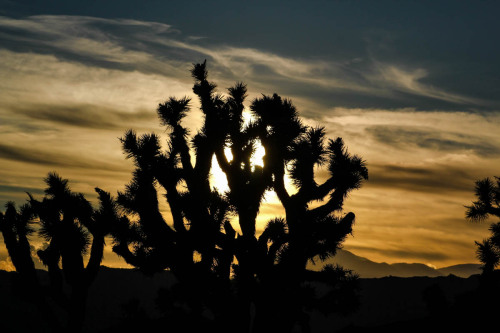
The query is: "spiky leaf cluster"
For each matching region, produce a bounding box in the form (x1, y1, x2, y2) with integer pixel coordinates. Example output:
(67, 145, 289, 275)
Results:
(466, 176, 500, 273)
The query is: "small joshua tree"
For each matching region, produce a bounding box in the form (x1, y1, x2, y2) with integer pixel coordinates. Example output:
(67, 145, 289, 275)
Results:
(0, 173, 119, 332)
(466, 177, 500, 274)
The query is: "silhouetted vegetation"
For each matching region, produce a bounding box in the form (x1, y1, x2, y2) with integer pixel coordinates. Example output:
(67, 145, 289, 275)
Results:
(451, 176, 500, 331)
(466, 176, 500, 274)
(0, 174, 120, 332)
(1, 61, 367, 332)
(106, 61, 367, 332)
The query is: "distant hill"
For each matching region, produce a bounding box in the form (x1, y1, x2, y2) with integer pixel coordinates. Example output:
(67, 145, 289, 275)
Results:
(308, 249, 482, 278)
(438, 264, 482, 277)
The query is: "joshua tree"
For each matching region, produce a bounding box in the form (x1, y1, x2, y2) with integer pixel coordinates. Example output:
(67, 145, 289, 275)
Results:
(1, 61, 367, 332)
(110, 61, 367, 332)
(0, 201, 62, 332)
(466, 177, 500, 274)
(0, 173, 119, 332)
(250, 116, 367, 331)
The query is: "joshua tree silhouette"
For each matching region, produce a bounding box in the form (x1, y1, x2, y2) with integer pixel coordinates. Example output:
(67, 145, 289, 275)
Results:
(0, 173, 119, 332)
(466, 176, 500, 274)
(110, 61, 368, 332)
(1, 61, 368, 333)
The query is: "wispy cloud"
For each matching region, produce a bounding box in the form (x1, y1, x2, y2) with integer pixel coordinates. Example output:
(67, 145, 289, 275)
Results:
(0, 14, 492, 112)
(366, 163, 478, 194)
(370, 62, 489, 107)
(366, 125, 500, 158)
(9, 103, 156, 130)
(320, 108, 500, 161)
(0, 142, 129, 172)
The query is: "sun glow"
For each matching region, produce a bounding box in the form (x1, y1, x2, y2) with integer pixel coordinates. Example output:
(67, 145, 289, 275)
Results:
(210, 154, 229, 193)
(209, 110, 266, 192)
(207, 111, 299, 235)
(251, 140, 266, 168)
(209, 141, 266, 193)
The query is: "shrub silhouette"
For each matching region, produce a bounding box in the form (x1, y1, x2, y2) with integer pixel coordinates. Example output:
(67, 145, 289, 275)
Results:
(466, 176, 500, 273)
(0, 173, 120, 332)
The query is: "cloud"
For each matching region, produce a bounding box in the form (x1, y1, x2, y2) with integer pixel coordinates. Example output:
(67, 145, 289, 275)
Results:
(369, 62, 489, 107)
(0, 257, 15, 271)
(0, 15, 176, 59)
(0, 184, 45, 208)
(319, 108, 500, 167)
(9, 103, 156, 130)
(0, 142, 129, 172)
(0, 184, 44, 196)
(365, 163, 477, 194)
(0, 14, 494, 113)
(366, 125, 500, 158)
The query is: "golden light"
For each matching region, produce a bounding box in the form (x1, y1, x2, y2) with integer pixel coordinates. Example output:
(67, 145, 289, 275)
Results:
(207, 110, 298, 236)
(209, 110, 266, 192)
(251, 139, 266, 169)
(209, 141, 266, 192)
(210, 153, 230, 193)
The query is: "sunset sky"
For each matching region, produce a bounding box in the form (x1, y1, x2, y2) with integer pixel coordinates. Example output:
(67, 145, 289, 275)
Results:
(1, 0, 499, 270)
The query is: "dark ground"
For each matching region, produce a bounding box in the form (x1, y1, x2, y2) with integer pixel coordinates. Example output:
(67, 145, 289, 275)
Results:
(0, 267, 496, 333)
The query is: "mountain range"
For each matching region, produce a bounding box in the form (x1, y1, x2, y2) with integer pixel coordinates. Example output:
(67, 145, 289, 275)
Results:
(308, 249, 482, 278)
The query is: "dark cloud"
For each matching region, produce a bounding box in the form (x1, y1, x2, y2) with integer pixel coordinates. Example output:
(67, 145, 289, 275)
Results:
(314, 157, 480, 196)
(9, 103, 156, 130)
(366, 163, 479, 194)
(0, 184, 45, 208)
(0, 143, 64, 166)
(0, 15, 200, 78)
(0, 116, 53, 134)
(121, 0, 500, 111)
(366, 125, 500, 157)
(1, 8, 500, 111)
(0, 184, 44, 195)
(0, 142, 129, 172)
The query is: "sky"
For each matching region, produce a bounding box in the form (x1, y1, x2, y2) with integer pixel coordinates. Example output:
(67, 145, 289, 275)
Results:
(0, 0, 499, 270)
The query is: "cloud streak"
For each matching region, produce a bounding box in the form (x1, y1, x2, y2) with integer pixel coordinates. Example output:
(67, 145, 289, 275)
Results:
(0, 14, 494, 112)
(9, 103, 156, 130)
(366, 125, 500, 158)
(370, 62, 489, 107)
(0, 142, 129, 172)
(365, 163, 478, 194)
